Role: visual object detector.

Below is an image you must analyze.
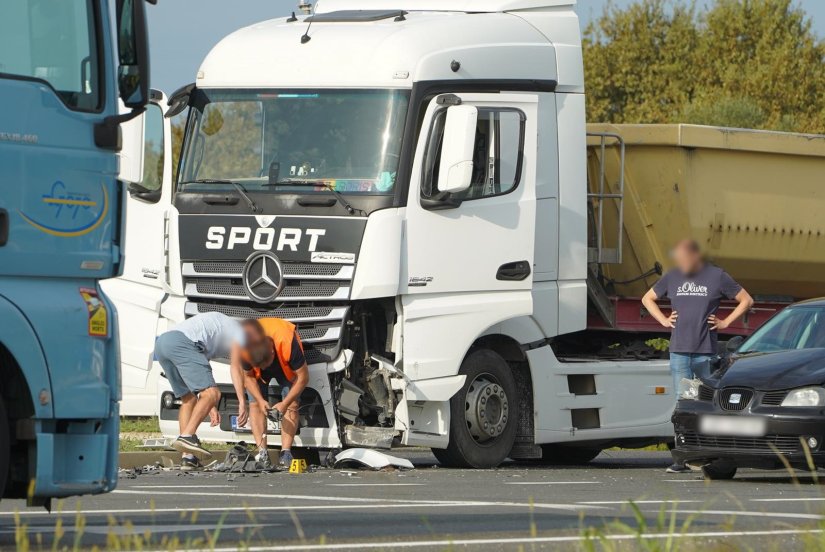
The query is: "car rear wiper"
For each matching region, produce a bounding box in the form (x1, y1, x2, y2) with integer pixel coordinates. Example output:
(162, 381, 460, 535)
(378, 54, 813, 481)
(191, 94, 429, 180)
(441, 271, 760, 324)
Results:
(266, 180, 364, 216)
(180, 179, 259, 213)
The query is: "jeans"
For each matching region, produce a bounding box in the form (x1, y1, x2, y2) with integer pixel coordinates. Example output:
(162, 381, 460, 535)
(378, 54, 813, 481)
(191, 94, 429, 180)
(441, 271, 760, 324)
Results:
(669, 352, 713, 399)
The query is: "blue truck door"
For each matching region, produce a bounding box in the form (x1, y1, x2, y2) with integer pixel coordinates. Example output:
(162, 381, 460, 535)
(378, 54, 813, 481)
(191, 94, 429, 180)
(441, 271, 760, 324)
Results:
(0, 0, 120, 279)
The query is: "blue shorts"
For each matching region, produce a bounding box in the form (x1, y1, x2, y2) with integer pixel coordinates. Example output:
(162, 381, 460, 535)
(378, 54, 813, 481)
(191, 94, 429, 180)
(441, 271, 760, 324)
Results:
(154, 331, 216, 398)
(248, 382, 291, 404)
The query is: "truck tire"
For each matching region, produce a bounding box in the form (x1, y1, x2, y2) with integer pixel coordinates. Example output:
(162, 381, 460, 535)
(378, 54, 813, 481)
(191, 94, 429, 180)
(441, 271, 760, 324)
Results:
(540, 445, 602, 465)
(0, 396, 8, 499)
(432, 349, 518, 468)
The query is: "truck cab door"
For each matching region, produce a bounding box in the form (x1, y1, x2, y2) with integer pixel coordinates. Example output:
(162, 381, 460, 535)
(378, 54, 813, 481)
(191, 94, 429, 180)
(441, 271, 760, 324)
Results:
(101, 91, 172, 415)
(402, 93, 538, 380)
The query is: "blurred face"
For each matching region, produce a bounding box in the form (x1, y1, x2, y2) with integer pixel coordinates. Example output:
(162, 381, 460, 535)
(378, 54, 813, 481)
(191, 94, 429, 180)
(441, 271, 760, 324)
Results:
(672, 242, 702, 274)
(243, 326, 272, 366)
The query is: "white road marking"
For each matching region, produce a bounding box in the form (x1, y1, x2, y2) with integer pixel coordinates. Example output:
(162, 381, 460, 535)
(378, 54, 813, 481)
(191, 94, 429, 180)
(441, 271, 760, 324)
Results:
(131, 485, 238, 489)
(0, 523, 268, 536)
(326, 483, 424, 487)
(671, 509, 825, 521)
(505, 481, 601, 486)
(751, 497, 825, 502)
(110, 489, 605, 511)
(580, 500, 703, 505)
(205, 528, 823, 551)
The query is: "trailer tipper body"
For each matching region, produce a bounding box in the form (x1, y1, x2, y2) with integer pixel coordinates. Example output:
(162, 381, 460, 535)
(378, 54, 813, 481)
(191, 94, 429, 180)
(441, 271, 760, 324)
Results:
(585, 124, 825, 337)
(109, 0, 825, 467)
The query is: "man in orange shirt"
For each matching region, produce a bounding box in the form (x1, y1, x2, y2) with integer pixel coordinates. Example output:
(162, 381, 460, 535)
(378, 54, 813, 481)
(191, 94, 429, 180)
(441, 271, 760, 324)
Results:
(230, 318, 309, 468)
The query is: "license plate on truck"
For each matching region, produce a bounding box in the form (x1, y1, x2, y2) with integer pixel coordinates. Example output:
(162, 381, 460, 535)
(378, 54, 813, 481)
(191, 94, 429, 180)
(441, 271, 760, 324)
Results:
(699, 415, 767, 437)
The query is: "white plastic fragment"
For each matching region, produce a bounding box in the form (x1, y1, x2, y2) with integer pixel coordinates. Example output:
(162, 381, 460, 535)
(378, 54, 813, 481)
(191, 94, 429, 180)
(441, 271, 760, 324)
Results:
(333, 448, 414, 470)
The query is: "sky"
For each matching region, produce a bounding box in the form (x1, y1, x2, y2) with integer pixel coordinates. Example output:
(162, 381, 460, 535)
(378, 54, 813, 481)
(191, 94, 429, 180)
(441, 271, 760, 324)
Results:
(146, 0, 825, 94)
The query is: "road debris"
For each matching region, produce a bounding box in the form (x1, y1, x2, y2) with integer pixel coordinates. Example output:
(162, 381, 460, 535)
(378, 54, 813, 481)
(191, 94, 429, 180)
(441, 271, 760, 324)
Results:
(333, 448, 414, 470)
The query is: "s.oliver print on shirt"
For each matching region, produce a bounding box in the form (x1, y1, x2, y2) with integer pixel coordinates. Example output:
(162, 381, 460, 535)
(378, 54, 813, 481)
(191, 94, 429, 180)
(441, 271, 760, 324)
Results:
(653, 265, 742, 354)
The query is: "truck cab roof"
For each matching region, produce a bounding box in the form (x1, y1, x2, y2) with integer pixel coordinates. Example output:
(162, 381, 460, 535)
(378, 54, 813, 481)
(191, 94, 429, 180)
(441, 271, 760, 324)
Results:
(314, 0, 577, 13)
(196, 2, 582, 91)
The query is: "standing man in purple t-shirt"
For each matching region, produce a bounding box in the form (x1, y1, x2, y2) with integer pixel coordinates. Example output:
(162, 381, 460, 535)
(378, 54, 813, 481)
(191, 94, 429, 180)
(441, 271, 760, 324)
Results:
(642, 239, 753, 473)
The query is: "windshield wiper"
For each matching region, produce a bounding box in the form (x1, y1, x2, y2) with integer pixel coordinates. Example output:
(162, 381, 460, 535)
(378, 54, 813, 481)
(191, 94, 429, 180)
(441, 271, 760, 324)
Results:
(181, 179, 259, 213)
(266, 180, 364, 216)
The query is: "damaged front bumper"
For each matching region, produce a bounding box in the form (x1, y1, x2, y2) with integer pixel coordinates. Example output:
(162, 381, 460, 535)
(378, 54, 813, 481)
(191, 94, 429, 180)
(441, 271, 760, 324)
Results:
(157, 351, 465, 451)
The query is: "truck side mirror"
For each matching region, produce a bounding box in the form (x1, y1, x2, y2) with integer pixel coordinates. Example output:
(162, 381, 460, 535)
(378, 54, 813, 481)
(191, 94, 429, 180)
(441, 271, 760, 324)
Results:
(94, 0, 153, 150)
(116, 0, 151, 109)
(436, 105, 478, 194)
(118, 106, 146, 184)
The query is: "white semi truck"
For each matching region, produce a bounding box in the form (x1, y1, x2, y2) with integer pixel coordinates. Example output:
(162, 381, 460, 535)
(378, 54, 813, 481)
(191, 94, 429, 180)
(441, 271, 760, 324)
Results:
(105, 0, 681, 467)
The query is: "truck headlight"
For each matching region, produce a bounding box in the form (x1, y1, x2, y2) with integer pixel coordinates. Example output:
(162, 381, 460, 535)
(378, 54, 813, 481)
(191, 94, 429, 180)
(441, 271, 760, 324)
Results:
(679, 378, 701, 400)
(781, 387, 825, 407)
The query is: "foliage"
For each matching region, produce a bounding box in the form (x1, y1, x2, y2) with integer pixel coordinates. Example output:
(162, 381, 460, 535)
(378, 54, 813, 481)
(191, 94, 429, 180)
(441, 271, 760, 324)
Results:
(583, 0, 825, 133)
(645, 337, 671, 352)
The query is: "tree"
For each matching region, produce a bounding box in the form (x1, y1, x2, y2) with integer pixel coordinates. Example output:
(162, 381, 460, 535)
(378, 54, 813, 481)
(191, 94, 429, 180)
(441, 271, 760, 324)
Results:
(583, 0, 825, 133)
(583, 0, 700, 124)
(694, 0, 825, 133)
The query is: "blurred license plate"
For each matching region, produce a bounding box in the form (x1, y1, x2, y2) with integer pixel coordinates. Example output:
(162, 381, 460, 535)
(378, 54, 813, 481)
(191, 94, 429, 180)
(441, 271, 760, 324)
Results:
(700, 415, 766, 437)
(231, 416, 251, 432)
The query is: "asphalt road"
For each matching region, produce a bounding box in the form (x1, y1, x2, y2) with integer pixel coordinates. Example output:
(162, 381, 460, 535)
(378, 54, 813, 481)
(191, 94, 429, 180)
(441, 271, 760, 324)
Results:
(3, 450, 825, 550)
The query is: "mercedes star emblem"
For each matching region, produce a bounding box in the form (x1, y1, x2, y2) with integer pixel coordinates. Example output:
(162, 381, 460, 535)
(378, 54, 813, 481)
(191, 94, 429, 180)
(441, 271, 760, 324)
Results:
(242, 251, 285, 304)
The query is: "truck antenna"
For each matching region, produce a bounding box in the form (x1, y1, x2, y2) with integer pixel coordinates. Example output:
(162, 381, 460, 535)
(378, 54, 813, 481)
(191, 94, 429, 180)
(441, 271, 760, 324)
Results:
(300, 2, 316, 44)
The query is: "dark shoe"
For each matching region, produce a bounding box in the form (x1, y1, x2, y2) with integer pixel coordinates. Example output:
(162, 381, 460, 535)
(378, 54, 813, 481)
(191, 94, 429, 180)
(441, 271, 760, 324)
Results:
(256, 449, 274, 470)
(666, 463, 690, 474)
(279, 449, 294, 468)
(180, 456, 203, 472)
(172, 435, 212, 458)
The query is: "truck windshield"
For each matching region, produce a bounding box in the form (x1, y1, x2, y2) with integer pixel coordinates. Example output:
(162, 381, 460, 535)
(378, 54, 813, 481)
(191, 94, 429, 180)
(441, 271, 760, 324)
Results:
(739, 306, 825, 353)
(179, 89, 410, 195)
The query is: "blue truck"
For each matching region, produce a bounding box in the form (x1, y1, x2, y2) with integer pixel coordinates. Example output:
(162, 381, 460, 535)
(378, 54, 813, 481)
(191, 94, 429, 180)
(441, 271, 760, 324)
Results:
(0, 0, 152, 505)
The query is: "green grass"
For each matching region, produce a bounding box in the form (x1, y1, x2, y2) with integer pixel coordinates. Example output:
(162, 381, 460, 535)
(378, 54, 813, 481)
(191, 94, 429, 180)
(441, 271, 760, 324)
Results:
(119, 416, 160, 433)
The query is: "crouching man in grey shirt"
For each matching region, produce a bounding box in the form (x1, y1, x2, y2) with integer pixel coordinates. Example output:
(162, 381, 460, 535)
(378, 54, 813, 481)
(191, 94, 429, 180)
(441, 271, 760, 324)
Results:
(154, 312, 246, 470)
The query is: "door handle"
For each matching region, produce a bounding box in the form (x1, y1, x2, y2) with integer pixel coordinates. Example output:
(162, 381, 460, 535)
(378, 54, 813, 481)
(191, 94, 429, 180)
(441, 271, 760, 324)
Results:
(0, 209, 8, 246)
(497, 260, 531, 281)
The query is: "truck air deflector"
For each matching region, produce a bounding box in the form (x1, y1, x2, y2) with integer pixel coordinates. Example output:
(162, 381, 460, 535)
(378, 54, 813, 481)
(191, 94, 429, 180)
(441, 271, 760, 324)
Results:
(307, 10, 408, 22)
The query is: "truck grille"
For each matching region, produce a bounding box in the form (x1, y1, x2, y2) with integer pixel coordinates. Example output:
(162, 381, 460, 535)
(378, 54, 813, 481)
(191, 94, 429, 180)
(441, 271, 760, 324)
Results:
(183, 260, 353, 362)
(681, 432, 802, 454)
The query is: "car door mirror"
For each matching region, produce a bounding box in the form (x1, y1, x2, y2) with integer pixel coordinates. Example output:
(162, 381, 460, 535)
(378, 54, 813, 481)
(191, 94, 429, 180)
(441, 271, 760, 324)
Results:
(116, 0, 151, 109)
(726, 335, 745, 353)
(436, 105, 478, 194)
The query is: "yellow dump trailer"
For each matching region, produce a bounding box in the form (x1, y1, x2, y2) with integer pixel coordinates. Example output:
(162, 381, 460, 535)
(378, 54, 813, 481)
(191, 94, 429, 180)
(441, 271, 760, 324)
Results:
(586, 124, 825, 303)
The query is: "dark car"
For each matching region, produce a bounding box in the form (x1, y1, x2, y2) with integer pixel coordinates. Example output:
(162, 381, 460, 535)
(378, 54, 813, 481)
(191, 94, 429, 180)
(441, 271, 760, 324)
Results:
(672, 298, 825, 479)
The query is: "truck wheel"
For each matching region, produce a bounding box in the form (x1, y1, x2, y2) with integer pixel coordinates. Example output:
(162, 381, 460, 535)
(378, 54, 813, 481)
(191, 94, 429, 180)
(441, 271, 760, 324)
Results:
(0, 396, 9, 498)
(432, 349, 518, 468)
(702, 460, 737, 480)
(540, 445, 602, 465)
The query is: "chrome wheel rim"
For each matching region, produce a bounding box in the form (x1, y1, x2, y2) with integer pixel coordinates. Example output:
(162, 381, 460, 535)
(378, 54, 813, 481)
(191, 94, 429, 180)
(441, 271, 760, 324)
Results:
(465, 375, 509, 442)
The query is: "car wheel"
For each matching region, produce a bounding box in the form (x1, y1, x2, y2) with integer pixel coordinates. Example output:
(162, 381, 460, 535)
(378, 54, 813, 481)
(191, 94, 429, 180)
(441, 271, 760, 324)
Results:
(540, 445, 602, 465)
(0, 395, 9, 499)
(702, 460, 737, 480)
(432, 349, 518, 468)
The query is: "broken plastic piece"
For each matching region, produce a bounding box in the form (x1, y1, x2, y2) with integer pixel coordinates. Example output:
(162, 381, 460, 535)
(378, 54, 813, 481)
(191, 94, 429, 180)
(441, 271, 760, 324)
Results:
(333, 448, 414, 470)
